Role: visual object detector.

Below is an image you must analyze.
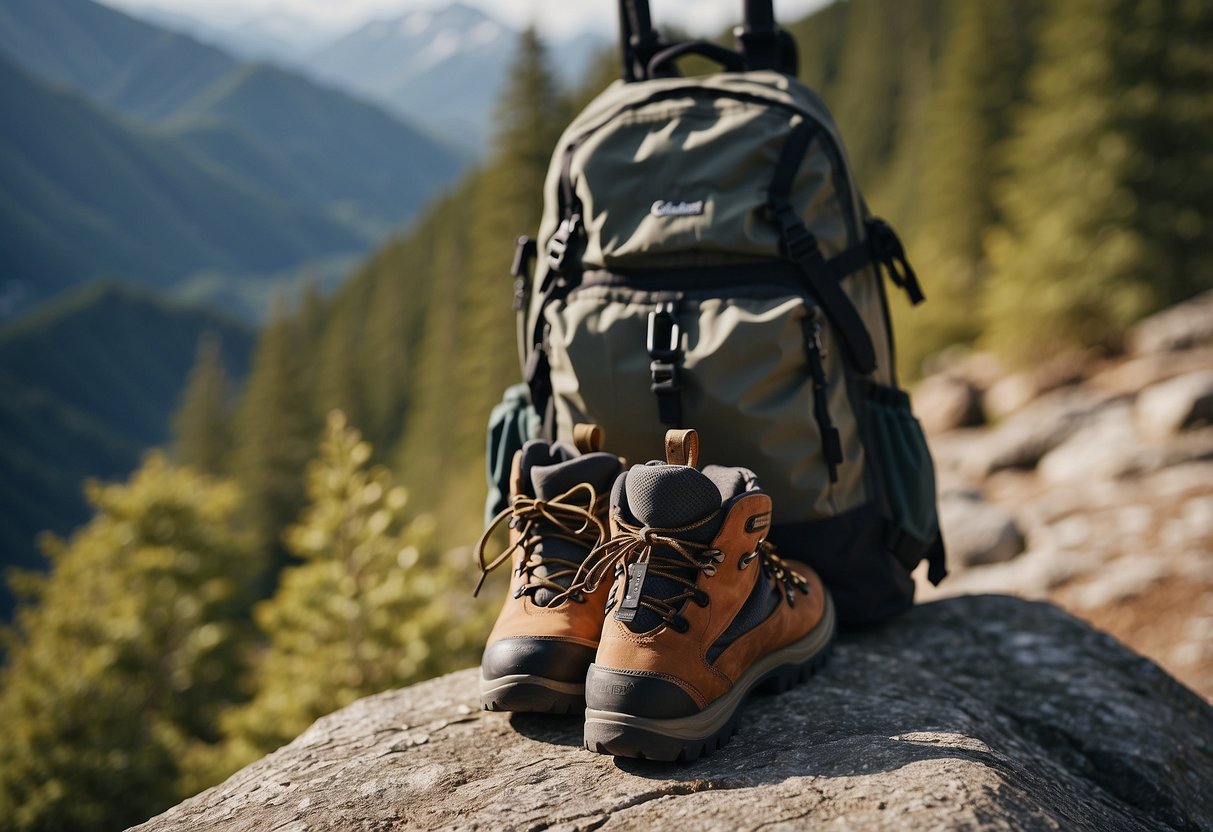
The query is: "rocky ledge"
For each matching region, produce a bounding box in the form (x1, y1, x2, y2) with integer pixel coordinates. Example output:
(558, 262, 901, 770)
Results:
(131, 596, 1212, 831)
(913, 290, 1213, 698)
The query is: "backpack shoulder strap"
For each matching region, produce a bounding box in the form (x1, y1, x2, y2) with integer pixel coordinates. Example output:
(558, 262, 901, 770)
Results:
(768, 120, 877, 375)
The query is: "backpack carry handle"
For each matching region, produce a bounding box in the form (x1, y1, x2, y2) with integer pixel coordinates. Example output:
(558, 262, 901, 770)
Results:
(619, 0, 796, 81)
(647, 40, 749, 77)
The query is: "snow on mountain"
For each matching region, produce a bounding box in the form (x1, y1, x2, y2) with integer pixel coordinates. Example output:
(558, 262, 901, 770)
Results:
(120, 0, 607, 155)
(306, 2, 605, 155)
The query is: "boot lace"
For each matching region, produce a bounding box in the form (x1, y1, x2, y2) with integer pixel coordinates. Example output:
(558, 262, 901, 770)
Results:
(757, 541, 812, 605)
(572, 510, 725, 632)
(473, 482, 608, 604)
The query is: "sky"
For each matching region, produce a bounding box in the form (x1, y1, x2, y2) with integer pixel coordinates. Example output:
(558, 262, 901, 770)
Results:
(104, 0, 834, 38)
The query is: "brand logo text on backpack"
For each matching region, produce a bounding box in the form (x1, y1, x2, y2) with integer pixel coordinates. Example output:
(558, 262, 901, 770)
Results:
(651, 199, 705, 218)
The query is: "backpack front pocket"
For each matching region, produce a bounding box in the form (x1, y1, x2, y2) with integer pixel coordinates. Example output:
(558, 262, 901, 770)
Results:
(543, 279, 865, 522)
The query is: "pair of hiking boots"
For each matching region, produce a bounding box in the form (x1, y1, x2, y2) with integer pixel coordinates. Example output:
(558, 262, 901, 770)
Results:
(474, 426, 836, 762)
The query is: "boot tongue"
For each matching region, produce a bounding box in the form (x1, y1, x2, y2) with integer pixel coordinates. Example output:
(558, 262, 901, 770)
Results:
(622, 463, 725, 632)
(531, 452, 621, 501)
(525, 450, 622, 607)
(516, 439, 576, 497)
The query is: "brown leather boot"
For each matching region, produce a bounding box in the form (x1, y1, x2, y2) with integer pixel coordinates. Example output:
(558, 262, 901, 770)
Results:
(581, 429, 835, 760)
(475, 425, 623, 713)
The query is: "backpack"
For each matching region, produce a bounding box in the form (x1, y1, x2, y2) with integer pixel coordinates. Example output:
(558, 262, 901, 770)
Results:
(487, 0, 946, 626)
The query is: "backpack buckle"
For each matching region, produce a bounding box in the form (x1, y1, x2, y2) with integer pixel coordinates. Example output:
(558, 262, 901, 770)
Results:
(646, 302, 681, 358)
(650, 359, 679, 394)
(771, 203, 820, 265)
(647, 302, 682, 396)
(546, 214, 582, 274)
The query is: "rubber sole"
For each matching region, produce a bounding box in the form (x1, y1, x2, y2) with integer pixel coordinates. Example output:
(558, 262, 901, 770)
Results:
(582, 592, 836, 762)
(479, 672, 585, 714)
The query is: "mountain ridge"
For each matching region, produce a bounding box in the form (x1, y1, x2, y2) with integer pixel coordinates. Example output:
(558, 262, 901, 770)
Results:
(0, 281, 255, 619)
(0, 0, 464, 317)
(0, 54, 364, 309)
(306, 3, 605, 155)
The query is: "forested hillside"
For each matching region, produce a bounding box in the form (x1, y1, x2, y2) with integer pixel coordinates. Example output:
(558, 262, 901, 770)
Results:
(0, 57, 362, 305)
(0, 283, 252, 618)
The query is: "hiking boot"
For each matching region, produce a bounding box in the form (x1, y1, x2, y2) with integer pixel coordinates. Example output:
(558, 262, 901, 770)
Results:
(581, 429, 835, 761)
(475, 425, 624, 714)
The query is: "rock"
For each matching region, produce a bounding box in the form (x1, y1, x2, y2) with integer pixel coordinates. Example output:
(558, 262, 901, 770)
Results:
(912, 374, 983, 435)
(1037, 402, 1139, 485)
(984, 372, 1039, 419)
(1129, 289, 1213, 354)
(1136, 370, 1213, 440)
(1064, 554, 1171, 610)
(968, 388, 1119, 478)
(954, 351, 1007, 391)
(939, 490, 1026, 568)
(983, 353, 1100, 419)
(919, 349, 1004, 392)
(129, 597, 1213, 832)
(920, 543, 1107, 601)
(1089, 347, 1213, 396)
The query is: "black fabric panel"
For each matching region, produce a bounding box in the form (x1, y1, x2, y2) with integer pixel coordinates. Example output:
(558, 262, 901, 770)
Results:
(481, 638, 597, 684)
(768, 502, 915, 627)
(707, 567, 781, 663)
(585, 665, 700, 718)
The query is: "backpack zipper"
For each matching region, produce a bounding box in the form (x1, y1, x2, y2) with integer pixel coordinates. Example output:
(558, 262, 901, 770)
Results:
(806, 315, 843, 484)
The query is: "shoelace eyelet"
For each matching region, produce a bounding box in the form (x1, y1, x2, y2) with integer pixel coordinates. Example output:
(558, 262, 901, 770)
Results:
(739, 550, 759, 570)
(669, 615, 690, 633)
(693, 589, 709, 607)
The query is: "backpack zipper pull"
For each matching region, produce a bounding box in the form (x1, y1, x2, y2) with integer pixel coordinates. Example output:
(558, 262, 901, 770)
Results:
(807, 317, 843, 482)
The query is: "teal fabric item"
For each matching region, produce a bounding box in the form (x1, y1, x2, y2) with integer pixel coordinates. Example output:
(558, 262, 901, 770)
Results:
(865, 384, 939, 545)
(484, 383, 542, 526)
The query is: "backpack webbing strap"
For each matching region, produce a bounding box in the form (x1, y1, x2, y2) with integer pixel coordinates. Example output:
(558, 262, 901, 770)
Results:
(647, 301, 683, 428)
(769, 121, 877, 375)
(819, 220, 925, 305)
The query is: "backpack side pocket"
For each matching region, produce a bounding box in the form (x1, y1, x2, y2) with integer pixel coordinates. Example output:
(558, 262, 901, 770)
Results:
(861, 380, 946, 585)
(484, 383, 541, 526)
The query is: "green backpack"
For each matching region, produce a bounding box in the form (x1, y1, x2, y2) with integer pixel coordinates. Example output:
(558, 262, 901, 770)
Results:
(488, 0, 946, 625)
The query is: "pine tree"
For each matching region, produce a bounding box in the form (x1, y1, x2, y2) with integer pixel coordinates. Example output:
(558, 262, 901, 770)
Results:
(313, 305, 368, 436)
(216, 412, 484, 764)
(891, 0, 1044, 376)
(0, 456, 256, 831)
(357, 258, 413, 448)
(395, 28, 567, 528)
(172, 334, 232, 476)
(920, 0, 1042, 282)
(231, 300, 317, 580)
(982, 0, 1213, 363)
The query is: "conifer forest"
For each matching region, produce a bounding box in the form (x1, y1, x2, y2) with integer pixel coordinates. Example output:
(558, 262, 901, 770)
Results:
(1, 0, 1211, 829)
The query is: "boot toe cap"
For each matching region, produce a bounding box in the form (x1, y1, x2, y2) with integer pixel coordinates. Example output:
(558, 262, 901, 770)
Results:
(585, 665, 700, 718)
(481, 638, 596, 683)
